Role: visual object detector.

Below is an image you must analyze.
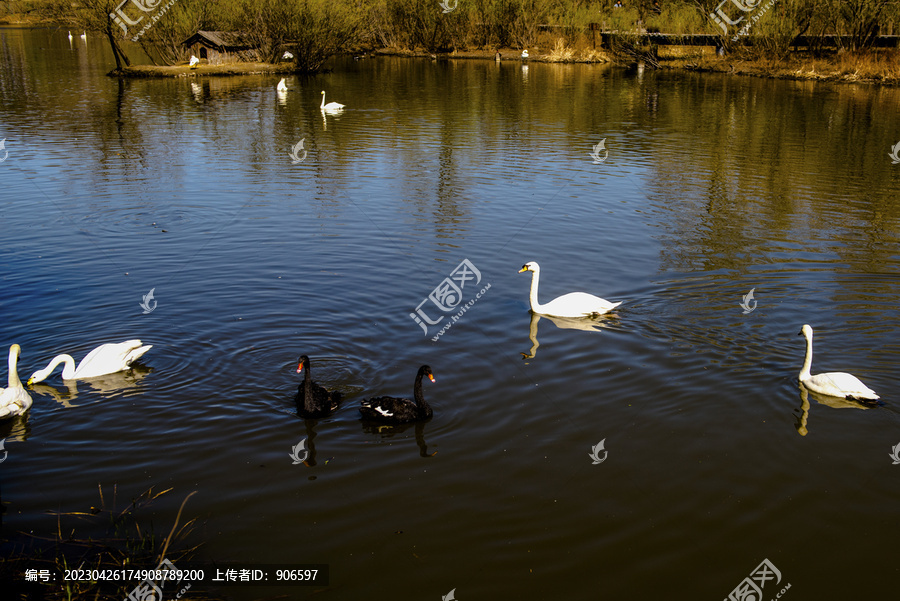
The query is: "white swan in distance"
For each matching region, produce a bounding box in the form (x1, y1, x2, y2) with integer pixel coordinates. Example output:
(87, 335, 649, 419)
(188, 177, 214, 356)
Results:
(519, 261, 621, 318)
(80, 31, 87, 41)
(277, 78, 288, 92)
(67, 31, 73, 42)
(521, 49, 529, 58)
(27, 340, 152, 384)
(189, 55, 200, 68)
(320, 91, 344, 112)
(0, 344, 33, 419)
(798, 324, 879, 401)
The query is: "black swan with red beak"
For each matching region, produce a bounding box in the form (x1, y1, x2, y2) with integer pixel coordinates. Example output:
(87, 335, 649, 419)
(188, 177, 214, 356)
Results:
(359, 365, 435, 424)
(295, 355, 342, 418)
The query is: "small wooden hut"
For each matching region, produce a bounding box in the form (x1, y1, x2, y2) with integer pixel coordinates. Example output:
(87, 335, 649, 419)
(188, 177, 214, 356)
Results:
(180, 31, 258, 64)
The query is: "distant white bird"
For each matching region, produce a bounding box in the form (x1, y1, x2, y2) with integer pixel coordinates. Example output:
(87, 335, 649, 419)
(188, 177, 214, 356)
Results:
(27, 340, 152, 384)
(0, 344, 32, 419)
(519, 261, 621, 318)
(320, 90, 344, 112)
(282, 51, 294, 60)
(80, 31, 87, 41)
(521, 49, 529, 58)
(67, 31, 73, 42)
(277, 78, 288, 92)
(797, 325, 879, 401)
(189, 55, 200, 68)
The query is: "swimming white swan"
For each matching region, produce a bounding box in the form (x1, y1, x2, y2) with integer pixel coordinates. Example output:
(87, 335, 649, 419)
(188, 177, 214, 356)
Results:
(519, 261, 621, 318)
(27, 340, 152, 384)
(80, 31, 87, 41)
(797, 324, 879, 400)
(320, 91, 344, 112)
(521, 49, 529, 58)
(68, 31, 73, 42)
(276, 78, 288, 92)
(0, 344, 32, 419)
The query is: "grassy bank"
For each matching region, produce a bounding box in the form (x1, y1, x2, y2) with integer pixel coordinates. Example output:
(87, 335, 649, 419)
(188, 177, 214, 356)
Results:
(113, 62, 296, 78)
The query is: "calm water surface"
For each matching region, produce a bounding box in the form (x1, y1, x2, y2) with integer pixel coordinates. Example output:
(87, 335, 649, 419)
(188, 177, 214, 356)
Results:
(2, 27, 900, 599)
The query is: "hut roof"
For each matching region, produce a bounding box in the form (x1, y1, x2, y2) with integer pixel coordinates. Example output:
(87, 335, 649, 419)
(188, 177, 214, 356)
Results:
(180, 31, 255, 51)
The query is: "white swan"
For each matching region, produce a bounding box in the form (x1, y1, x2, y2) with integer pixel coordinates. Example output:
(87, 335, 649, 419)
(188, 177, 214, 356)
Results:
(521, 49, 529, 58)
(80, 31, 87, 41)
(277, 78, 288, 92)
(798, 324, 879, 400)
(189, 55, 200, 68)
(320, 91, 344, 112)
(68, 31, 73, 42)
(0, 344, 33, 419)
(27, 340, 152, 384)
(519, 261, 621, 318)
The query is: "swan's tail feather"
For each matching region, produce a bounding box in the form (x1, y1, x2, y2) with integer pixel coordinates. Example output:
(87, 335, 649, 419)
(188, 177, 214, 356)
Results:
(124, 344, 152, 366)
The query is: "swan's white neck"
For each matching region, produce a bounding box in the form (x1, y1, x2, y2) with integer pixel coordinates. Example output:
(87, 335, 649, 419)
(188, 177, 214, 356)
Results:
(799, 331, 813, 380)
(8, 347, 21, 387)
(527, 269, 545, 313)
(320, 93, 326, 108)
(35, 354, 78, 382)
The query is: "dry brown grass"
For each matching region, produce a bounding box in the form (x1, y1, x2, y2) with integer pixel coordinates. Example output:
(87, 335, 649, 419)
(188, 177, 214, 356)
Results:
(662, 49, 900, 85)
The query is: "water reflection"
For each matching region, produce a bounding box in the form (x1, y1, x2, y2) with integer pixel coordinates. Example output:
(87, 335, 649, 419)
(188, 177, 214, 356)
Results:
(27, 364, 152, 407)
(0, 413, 30, 443)
(360, 420, 435, 457)
(522, 311, 617, 360)
(794, 385, 870, 437)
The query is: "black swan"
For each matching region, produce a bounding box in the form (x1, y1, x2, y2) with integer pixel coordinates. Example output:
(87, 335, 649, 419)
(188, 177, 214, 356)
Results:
(295, 355, 342, 418)
(359, 365, 435, 424)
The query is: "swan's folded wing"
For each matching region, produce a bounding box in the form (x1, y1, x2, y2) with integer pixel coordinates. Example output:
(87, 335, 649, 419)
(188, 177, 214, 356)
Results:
(815, 372, 879, 398)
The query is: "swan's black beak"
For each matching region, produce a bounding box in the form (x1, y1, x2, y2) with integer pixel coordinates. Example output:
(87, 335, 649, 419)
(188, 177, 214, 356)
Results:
(797, 330, 803, 336)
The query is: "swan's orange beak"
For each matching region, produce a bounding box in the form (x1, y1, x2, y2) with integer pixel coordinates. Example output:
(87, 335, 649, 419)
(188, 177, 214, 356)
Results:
(428, 374, 435, 382)
(296, 362, 304, 373)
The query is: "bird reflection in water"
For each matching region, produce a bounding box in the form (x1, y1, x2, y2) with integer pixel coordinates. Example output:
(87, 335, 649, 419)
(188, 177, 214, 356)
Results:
(360, 420, 435, 457)
(794, 385, 873, 437)
(27, 364, 153, 408)
(522, 311, 617, 360)
(299, 418, 325, 467)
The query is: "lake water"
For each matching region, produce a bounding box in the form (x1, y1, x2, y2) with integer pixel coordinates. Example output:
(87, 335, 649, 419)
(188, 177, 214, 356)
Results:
(1, 26, 899, 600)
